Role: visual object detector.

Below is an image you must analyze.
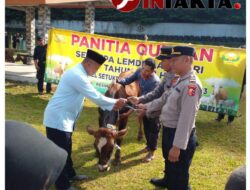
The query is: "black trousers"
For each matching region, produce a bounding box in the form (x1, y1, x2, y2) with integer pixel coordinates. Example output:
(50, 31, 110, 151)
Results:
(162, 127, 197, 190)
(46, 127, 76, 190)
(217, 113, 235, 123)
(37, 64, 51, 93)
(143, 116, 161, 151)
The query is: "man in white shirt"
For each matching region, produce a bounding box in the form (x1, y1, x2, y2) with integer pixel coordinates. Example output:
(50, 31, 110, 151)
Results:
(44, 49, 127, 190)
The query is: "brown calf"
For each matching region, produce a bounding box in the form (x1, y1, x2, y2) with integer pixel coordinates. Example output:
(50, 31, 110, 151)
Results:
(87, 126, 127, 172)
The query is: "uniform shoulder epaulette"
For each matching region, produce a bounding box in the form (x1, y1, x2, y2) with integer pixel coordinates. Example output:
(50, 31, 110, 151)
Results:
(189, 74, 196, 84)
(187, 74, 197, 96)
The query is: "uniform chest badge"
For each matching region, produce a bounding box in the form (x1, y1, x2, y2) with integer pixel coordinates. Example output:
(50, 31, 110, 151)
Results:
(171, 76, 180, 86)
(188, 84, 197, 96)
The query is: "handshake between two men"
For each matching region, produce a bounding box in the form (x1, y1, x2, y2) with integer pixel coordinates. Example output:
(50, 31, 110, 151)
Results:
(112, 97, 146, 118)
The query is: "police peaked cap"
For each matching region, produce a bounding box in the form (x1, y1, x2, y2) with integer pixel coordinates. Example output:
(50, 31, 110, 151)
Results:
(156, 46, 173, 60)
(86, 49, 107, 65)
(169, 46, 195, 57)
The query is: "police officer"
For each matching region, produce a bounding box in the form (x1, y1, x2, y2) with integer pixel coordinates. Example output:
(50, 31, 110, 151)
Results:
(137, 46, 202, 190)
(33, 36, 51, 94)
(127, 47, 178, 161)
(128, 46, 178, 105)
(44, 49, 127, 190)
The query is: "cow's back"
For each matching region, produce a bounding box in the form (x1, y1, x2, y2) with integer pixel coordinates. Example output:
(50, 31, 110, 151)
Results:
(118, 70, 140, 97)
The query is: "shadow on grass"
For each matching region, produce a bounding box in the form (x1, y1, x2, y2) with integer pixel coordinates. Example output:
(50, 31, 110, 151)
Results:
(71, 94, 246, 187)
(5, 82, 246, 189)
(72, 149, 145, 183)
(5, 80, 34, 88)
(70, 121, 151, 186)
(71, 127, 148, 173)
(72, 152, 164, 189)
(5, 90, 148, 177)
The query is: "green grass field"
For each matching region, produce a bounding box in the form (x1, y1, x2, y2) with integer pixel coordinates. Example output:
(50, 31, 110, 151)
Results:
(5, 81, 246, 190)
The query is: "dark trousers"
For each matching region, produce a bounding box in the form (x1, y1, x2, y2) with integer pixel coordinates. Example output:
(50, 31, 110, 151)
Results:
(217, 113, 235, 123)
(46, 127, 76, 190)
(143, 116, 161, 151)
(162, 127, 197, 190)
(37, 65, 51, 93)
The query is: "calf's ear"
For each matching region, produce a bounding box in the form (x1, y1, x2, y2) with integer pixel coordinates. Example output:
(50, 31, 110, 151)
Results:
(86, 125, 96, 136)
(113, 128, 128, 139)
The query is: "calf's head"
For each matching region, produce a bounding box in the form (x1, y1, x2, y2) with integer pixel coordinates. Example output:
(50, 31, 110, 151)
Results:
(87, 126, 127, 172)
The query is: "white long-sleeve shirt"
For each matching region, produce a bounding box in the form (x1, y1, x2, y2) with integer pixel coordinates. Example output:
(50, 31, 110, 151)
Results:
(43, 63, 117, 132)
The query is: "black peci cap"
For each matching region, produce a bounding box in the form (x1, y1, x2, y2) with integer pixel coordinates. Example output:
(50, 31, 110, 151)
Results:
(156, 46, 173, 60)
(169, 46, 195, 58)
(86, 49, 107, 65)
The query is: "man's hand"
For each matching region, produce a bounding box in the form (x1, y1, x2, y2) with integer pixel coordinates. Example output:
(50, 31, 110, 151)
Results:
(135, 109, 146, 117)
(113, 98, 127, 111)
(134, 104, 147, 117)
(116, 78, 125, 87)
(34, 60, 39, 71)
(168, 146, 180, 163)
(127, 96, 140, 104)
(136, 103, 146, 110)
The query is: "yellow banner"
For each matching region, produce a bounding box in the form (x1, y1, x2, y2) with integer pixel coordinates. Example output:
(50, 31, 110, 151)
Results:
(46, 28, 246, 116)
